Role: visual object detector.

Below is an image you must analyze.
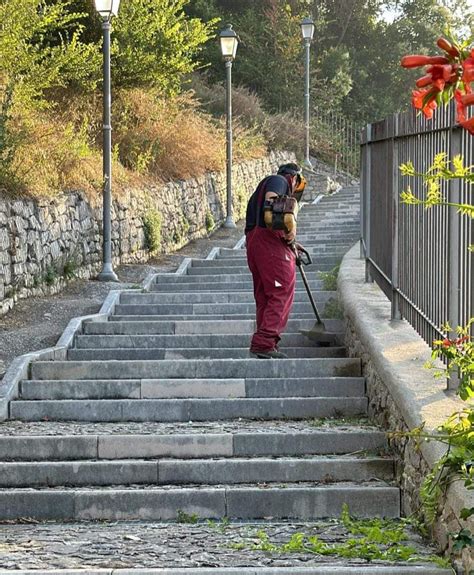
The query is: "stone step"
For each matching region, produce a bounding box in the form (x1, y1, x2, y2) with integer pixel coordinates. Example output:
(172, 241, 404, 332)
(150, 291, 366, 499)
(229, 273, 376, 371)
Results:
(0, 483, 400, 521)
(30, 357, 359, 380)
(113, 301, 321, 317)
(217, 247, 348, 258)
(185, 264, 336, 276)
(108, 313, 330, 323)
(20, 376, 365, 400)
(0, 456, 394, 487)
(0, 426, 387, 460)
(74, 333, 332, 350)
(82, 318, 344, 335)
(119, 291, 336, 305)
(154, 270, 324, 284)
(149, 280, 327, 292)
(67, 347, 347, 361)
(10, 396, 368, 422)
(192, 256, 342, 268)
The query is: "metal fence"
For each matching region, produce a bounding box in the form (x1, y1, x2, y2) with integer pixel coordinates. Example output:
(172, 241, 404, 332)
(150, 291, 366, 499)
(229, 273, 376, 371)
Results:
(360, 102, 473, 386)
(313, 108, 360, 177)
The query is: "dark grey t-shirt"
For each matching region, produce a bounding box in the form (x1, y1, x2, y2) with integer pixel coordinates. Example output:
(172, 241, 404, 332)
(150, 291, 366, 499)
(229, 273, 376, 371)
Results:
(245, 175, 289, 233)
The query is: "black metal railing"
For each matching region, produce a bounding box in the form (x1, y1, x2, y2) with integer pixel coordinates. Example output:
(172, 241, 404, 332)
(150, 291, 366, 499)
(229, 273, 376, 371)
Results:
(313, 108, 360, 177)
(360, 103, 473, 389)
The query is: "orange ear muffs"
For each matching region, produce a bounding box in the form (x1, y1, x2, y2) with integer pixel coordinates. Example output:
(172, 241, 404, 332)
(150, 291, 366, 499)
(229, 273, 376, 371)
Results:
(295, 174, 306, 194)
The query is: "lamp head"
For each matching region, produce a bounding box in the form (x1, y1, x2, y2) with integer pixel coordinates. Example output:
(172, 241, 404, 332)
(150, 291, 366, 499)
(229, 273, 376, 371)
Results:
(300, 17, 315, 41)
(219, 24, 239, 62)
(94, 0, 120, 21)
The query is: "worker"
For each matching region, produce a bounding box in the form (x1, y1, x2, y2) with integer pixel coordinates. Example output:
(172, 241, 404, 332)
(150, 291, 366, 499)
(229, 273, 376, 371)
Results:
(245, 162, 305, 359)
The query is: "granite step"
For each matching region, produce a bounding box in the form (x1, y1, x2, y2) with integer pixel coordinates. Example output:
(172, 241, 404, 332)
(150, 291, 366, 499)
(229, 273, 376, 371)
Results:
(0, 425, 387, 460)
(30, 357, 360, 380)
(20, 376, 365, 400)
(10, 396, 368, 422)
(0, 456, 394, 487)
(66, 346, 347, 361)
(0, 482, 401, 521)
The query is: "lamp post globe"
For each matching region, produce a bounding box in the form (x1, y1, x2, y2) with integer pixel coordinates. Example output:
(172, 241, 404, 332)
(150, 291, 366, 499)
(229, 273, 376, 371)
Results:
(219, 25, 239, 229)
(300, 17, 315, 170)
(300, 16, 315, 41)
(94, 0, 121, 20)
(95, 0, 120, 281)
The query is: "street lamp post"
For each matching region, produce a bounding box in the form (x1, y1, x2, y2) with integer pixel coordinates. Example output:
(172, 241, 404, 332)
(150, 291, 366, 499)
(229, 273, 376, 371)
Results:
(95, 0, 120, 281)
(219, 24, 239, 229)
(300, 17, 315, 170)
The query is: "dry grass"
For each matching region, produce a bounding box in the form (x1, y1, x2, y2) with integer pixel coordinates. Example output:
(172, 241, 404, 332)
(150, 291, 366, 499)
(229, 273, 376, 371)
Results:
(0, 84, 274, 200)
(262, 110, 305, 158)
(190, 74, 266, 128)
(114, 89, 226, 181)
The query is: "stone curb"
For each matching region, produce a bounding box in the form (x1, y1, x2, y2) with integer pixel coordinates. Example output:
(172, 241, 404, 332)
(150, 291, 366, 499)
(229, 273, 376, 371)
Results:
(233, 235, 246, 250)
(205, 247, 221, 260)
(338, 243, 473, 567)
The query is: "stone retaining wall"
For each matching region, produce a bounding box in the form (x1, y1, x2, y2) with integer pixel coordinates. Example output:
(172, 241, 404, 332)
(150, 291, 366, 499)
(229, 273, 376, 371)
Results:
(0, 151, 293, 316)
(339, 243, 473, 573)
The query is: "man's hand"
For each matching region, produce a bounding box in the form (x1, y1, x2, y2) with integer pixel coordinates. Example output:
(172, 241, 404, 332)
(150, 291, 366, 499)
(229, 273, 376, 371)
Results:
(284, 229, 296, 243)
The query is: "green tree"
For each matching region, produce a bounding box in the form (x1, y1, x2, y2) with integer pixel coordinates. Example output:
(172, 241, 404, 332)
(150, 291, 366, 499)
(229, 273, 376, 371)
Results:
(111, 0, 218, 93)
(0, 0, 99, 181)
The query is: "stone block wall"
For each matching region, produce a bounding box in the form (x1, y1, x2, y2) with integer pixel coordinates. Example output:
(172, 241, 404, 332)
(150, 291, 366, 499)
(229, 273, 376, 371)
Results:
(0, 151, 293, 316)
(339, 245, 473, 573)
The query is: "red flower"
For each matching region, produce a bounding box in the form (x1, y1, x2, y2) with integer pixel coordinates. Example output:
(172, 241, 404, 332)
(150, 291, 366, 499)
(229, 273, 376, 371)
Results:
(461, 93, 474, 106)
(412, 87, 438, 119)
(459, 116, 474, 135)
(442, 338, 452, 348)
(401, 55, 449, 68)
(401, 55, 432, 68)
(436, 37, 460, 58)
(462, 58, 474, 85)
(426, 64, 455, 91)
(455, 89, 467, 123)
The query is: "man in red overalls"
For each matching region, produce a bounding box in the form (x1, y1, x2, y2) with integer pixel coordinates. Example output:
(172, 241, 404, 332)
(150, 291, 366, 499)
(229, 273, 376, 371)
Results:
(245, 163, 302, 359)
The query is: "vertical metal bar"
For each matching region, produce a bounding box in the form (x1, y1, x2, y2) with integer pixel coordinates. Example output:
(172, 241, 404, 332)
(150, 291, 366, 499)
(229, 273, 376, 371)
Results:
(98, 19, 118, 282)
(360, 130, 365, 259)
(447, 124, 462, 391)
(391, 114, 401, 320)
(224, 60, 236, 229)
(365, 124, 373, 283)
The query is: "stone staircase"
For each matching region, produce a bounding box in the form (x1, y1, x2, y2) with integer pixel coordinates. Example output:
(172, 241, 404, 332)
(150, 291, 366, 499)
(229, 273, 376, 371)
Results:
(0, 187, 451, 573)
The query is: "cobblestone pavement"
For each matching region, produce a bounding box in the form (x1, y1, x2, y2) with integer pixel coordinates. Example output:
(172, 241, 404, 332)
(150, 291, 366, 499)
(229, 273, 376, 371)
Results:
(0, 419, 376, 436)
(0, 520, 441, 570)
(0, 225, 244, 377)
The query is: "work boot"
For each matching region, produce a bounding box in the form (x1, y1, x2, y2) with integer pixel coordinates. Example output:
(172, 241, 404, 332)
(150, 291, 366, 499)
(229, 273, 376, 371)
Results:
(249, 349, 288, 359)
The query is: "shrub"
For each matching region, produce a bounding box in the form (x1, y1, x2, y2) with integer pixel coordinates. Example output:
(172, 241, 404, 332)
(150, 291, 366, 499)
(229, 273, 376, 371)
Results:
(43, 266, 58, 286)
(205, 211, 215, 233)
(143, 209, 162, 253)
(262, 110, 305, 158)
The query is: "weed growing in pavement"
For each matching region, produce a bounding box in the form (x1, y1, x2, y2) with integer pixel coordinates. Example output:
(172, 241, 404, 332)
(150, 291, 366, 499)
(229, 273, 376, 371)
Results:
(318, 264, 340, 291)
(226, 505, 451, 567)
(207, 517, 230, 533)
(323, 297, 344, 319)
(309, 416, 371, 428)
(176, 509, 199, 524)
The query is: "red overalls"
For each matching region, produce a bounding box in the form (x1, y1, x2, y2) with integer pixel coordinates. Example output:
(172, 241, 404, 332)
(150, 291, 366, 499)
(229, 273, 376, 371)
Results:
(246, 221, 296, 353)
